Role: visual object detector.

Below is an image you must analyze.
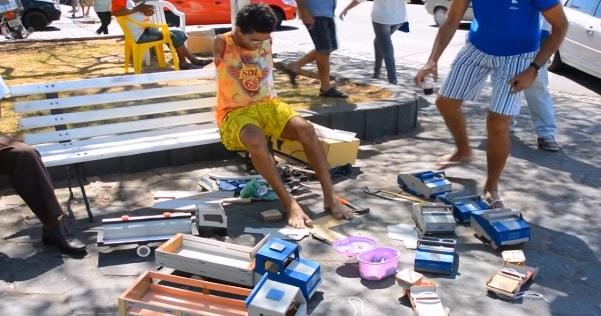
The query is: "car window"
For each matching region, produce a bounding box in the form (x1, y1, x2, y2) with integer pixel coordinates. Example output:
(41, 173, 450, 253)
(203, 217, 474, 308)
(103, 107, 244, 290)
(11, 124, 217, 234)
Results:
(595, 3, 601, 17)
(567, 0, 599, 15)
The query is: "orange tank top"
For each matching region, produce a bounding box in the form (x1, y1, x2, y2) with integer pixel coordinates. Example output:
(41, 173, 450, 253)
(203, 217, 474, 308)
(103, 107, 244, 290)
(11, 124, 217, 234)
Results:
(215, 32, 275, 126)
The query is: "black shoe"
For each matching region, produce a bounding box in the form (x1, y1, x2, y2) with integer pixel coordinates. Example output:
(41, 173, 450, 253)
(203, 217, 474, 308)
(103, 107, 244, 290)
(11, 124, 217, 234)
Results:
(537, 136, 560, 152)
(42, 220, 86, 255)
(319, 87, 348, 98)
(282, 64, 298, 87)
(180, 63, 201, 70)
(191, 58, 212, 67)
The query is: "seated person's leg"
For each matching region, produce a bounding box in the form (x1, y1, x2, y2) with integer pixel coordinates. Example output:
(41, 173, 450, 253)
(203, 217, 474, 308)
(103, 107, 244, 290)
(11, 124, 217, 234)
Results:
(168, 30, 212, 68)
(219, 105, 312, 228)
(262, 100, 353, 220)
(0, 136, 86, 254)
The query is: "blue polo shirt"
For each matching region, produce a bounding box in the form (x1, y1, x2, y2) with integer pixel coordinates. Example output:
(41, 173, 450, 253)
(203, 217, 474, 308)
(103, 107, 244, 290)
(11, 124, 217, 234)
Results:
(468, 0, 559, 56)
(304, 0, 336, 18)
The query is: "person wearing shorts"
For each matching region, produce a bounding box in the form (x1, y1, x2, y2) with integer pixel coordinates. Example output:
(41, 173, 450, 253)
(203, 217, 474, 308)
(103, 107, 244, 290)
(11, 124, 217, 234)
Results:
(112, 0, 211, 69)
(214, 4, 353, 228)
(415, 0, 567, 207)
(283, 0, 347, 98)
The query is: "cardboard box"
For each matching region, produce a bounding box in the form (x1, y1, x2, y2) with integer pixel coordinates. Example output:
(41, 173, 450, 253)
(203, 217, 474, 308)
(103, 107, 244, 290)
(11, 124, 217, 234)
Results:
(272, 136, 360, 168)
(186, 28, 215, 55)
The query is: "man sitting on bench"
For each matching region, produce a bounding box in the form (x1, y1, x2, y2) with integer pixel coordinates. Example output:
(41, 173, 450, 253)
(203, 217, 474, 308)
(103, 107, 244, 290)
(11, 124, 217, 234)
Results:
(214, 4, 353, 228)
(0, 135, 86, 255)
(112, 0, 211, 70)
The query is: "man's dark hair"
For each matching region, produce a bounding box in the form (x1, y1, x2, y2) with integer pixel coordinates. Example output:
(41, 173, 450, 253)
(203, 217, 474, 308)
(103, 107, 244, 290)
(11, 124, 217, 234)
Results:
(236, 3, 277, 34)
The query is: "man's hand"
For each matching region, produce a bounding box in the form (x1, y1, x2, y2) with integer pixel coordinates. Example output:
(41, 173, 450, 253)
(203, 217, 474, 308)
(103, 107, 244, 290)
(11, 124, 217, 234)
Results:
(339, 9, 349, 21)
(136, 3, 155, 16)
(415, 60, 438, 86)
(509, 67, 537, 92)
(300, 11, 315, 28)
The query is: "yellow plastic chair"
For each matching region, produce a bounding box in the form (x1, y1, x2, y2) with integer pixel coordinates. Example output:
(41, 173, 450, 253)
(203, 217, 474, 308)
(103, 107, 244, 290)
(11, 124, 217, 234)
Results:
(116, 16, 180, 74)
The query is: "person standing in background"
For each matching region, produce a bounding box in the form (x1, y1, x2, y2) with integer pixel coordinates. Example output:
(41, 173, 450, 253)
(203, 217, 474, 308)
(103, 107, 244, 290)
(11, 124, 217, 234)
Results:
(94, 0, 112, 34)
(339, 0, 408, 85)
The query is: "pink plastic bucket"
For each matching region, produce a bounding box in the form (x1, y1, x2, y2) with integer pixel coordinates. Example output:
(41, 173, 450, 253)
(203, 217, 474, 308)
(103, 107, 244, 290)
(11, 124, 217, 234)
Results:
(357, 247, 400, 281)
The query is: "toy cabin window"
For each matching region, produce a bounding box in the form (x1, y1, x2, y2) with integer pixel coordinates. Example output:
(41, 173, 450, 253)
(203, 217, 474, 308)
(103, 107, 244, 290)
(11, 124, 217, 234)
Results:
(264, 260, 280, 273)
(283, 253, 297, 268)
(202, 214, 224, 223)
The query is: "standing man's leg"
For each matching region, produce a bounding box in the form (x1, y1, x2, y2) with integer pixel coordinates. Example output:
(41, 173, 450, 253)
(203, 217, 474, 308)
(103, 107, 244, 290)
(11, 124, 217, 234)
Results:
(436, 96, 473, 163)
(523, 66, 560, 151)
(372, 22, 400, 84)
(0, 136, 86, 254)
(484, 112, 511, 205)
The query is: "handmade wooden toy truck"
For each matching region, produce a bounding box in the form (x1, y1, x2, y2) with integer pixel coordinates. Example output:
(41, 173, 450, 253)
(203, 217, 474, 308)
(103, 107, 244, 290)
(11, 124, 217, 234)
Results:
(246, 273, 307, 316)
(118, 271, 251, 316)
(470, 208, 530, 249)
(397, 170, 452, 198)
(255, 238, 322, 300)
(155, 233, 270, 287)
(97, 212, 193, 257)
(412, 203, 456, 235)
(414, 237, 457, 275)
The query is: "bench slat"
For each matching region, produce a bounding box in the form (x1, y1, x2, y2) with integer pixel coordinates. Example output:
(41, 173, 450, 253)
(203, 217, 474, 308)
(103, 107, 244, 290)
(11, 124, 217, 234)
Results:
(9, 69, 214, 97)
(20, 97, 215, 129)
(40, 127, 221, 167)
(35, 124, 216, 155)
(14, 83, 215, 113)
(24, 112, 216, 145)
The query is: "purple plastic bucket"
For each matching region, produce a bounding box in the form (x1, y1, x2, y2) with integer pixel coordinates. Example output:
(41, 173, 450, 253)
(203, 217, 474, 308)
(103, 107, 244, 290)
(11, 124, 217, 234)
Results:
(357, 247, 400, 281)
(332, 236, 377, 258)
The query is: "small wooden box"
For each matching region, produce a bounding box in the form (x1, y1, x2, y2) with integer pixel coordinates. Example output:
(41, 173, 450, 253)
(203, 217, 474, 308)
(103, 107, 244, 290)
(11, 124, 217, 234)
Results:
(155, 233, 269, 287)
(118, 271, 250, 316)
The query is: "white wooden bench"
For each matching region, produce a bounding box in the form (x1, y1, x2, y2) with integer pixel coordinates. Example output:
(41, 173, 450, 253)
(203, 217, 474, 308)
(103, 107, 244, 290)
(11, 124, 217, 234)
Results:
(2, 69, 220, 221)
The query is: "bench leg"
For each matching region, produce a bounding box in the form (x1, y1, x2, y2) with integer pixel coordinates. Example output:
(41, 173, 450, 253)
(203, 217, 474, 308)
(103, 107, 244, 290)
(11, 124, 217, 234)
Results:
(65, 165, 76, 218)
(74, 163, 94, 222)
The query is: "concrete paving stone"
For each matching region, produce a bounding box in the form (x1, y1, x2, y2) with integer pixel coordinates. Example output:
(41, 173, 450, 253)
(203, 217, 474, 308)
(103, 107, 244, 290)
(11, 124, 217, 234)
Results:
(65, 275, 135, 314)
(0, 293, 72, 315)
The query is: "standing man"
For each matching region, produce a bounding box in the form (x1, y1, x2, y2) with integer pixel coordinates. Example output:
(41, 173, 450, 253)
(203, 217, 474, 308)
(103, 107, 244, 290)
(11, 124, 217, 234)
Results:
(284, 0, 347, 98)
(415, 0, 568, 207)
(520, 20, 561, 152)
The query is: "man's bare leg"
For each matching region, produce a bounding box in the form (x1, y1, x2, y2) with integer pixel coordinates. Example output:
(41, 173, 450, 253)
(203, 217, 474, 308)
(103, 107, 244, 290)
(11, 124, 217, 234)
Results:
(314, 51, 332, 92)
(484, 111, 511, 207)
(435, 96, 473, 167)
(281, 117, 353, 220)
(239, 124, 313, 228)
(289, 49, 317, 73)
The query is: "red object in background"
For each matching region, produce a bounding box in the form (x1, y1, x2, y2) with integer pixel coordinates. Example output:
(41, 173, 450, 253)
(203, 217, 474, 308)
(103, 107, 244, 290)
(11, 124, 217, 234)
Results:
(164, 0, 297, 27)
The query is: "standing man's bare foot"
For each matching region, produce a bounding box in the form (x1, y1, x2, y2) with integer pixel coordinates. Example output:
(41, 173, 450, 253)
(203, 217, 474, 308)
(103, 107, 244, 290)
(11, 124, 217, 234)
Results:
(325, 200, 354, 220)
(286, 199, 313, 228)
(435, 151, 473, 169)
(484, 188, 505, 208)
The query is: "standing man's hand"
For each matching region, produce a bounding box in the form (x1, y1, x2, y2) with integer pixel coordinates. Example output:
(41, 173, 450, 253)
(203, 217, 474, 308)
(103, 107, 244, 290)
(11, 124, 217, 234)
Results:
(510, 67, 537, 92)
(300, 11, 315, 28)
(415, 60, 438, 86)
(339, 9, 349, 21)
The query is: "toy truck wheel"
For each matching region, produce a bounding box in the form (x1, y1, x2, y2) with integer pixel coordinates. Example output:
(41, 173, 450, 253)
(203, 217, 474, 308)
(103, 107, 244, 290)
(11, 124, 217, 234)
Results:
(136, 245, 152, 257)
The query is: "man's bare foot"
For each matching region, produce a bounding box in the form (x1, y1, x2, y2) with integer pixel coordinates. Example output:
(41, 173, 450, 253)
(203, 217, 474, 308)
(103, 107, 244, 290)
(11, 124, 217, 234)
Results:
(325, 200, 354, 220)
(484, 188, 505, 208)
(286, 200, 313, 228)
(435, 152, 473, 169)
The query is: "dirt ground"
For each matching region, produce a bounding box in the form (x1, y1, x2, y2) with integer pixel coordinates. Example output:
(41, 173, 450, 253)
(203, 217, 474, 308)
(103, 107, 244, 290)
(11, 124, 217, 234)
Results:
(0, 39, 392, 135)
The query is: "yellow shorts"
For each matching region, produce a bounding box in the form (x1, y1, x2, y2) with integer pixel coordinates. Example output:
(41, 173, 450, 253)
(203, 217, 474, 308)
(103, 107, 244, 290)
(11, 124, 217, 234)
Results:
(219, 99, 298, 151)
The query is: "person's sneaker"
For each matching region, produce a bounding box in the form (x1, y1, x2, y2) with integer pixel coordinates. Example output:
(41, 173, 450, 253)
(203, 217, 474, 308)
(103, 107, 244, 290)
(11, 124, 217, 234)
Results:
(319, 87, 348, 98)
(191, 58, 212, 67)
(179, 63, 201, 70)
(537, 136, 560, 152)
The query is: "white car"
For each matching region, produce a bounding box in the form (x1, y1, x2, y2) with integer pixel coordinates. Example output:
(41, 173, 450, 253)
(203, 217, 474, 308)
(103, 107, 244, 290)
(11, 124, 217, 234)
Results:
(424, 0, 473, 26)
(549, 0, 601, 79)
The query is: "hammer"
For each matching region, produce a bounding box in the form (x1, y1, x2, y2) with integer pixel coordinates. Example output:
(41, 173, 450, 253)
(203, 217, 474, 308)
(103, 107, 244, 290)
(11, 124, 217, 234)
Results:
(336, 195, 370, 215)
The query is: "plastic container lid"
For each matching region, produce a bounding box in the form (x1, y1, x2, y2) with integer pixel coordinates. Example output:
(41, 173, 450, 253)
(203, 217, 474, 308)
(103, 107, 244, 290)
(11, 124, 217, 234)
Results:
(332, 236, 377, 257)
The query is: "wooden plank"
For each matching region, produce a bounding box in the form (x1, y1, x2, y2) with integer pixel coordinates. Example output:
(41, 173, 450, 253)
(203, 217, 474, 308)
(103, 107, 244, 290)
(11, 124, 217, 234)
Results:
(33, 124, 213, 154)
(151, 284, 247, 309)
(14, 83, 215, 113)
(38, 127, 220, 167)
(156, 233, 182, 254)
(24, 112, 215, 145)
(20, 97, 215, 129)
(9, 69, 215, 96)
(147, 271, 251, 296)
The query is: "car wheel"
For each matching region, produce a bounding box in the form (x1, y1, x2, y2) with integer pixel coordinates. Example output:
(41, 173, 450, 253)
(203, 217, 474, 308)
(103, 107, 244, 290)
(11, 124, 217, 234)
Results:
(433, 7, 447, 26)
(271, 7, 284, 30)
(22, 11, 48, 31)
(547, 51, 563, 72)
(164, 11, 180, 28)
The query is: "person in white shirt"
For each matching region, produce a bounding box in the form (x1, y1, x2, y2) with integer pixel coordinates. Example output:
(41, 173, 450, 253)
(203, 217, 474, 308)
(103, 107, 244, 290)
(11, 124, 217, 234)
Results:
(340, 0, 408, 84)
(112, 0, 211, 69)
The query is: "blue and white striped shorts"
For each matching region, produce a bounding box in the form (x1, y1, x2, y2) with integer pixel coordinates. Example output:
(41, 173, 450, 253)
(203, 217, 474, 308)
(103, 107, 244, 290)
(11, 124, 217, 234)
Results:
(439, 43, 537, 116)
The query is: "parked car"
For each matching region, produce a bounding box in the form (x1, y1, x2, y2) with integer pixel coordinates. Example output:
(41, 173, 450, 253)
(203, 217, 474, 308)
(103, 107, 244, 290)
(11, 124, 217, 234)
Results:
(425, 0, 473, 26)
(164, 0, 297, 29)
(549, 0, 601, 79)
(21, 0, 61, 30)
